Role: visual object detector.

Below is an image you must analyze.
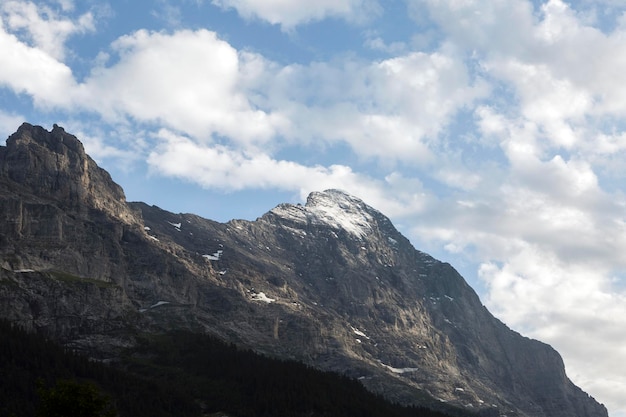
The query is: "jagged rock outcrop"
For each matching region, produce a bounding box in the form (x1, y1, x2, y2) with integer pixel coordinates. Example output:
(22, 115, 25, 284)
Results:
(0, 123, 608, 417)
(1, 123, 137, 223)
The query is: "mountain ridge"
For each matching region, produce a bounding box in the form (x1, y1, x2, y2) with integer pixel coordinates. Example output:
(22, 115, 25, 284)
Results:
(0, 123, 608, 417)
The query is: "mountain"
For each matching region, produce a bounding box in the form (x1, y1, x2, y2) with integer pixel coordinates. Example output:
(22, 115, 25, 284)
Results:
(0, 123, 608, 417)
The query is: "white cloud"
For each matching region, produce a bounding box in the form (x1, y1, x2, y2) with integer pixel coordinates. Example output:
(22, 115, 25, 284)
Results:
(1, 1, 94, 60)
(398, 53, 626, 411)
(151, 1, 183, 27)
(434, 166, 482, 190)
(405, 130, 626, 415)
(478, 248, 626, 417)
(0, 110, 24, 140)
(67, 27, 487, 166)
(146, 128, 364, 191)
(0, 21, 486, 166)
(404, 154, 626, 412)
(55, 0, 75, 12)
(408, 0, 537, 54)
(69, 123, 146, 169)
(0, 18, 76, 106)
(78, 29, 288, 144)
(266, 50, 487, 163)
(413, 0, 626, 159)
(490, 60, 590, 148)
(210, 0, 381, 29)
(363, 31, 407, 54)
(147, 129, 431, 218)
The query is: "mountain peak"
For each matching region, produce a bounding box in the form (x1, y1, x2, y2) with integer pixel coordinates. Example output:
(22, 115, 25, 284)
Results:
(7, 122, 86, 157)
(1, 123, 138, 225)
(269, 189, 379, 238)
(306, 189, 366, 209)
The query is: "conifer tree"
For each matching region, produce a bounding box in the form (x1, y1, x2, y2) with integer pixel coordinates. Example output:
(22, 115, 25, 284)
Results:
(36, 379, 117, 417)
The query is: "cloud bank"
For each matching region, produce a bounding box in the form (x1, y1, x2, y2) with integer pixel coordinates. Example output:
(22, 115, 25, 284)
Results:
(210, 0, 381, 29)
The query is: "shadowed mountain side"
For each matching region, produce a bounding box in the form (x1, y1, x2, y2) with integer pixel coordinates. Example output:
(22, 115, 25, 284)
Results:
(1, 319, 469, 417)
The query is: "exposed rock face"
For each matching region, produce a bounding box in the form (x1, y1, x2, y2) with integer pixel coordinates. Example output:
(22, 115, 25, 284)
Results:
(0, 124, 608, 417)
(1, 123, 137, 223)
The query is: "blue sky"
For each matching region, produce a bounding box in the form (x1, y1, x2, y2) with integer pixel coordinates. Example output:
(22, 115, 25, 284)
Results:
(2, 0, 626, 414)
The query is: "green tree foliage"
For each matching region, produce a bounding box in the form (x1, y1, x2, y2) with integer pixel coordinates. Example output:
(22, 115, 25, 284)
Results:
(36, 379, 116, 417)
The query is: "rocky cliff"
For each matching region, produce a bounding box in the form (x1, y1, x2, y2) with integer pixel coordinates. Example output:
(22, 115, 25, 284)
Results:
(0, 123, 608, 417)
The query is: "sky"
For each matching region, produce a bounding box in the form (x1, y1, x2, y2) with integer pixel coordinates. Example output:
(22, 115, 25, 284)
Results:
(1, 0, 626, 414)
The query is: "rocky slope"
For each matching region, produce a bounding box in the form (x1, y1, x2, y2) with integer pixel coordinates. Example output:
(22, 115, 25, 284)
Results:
(0, 123, 608, 417)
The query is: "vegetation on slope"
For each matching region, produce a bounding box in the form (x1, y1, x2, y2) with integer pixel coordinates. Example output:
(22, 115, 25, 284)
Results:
(0, 320, 476, 417)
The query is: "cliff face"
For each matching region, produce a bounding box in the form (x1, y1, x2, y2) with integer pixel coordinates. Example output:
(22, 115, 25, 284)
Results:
(0, 123, 608, 417)
(1, 123, 137, 223)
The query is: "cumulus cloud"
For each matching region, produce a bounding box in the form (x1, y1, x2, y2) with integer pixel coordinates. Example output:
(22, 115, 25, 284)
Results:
(404, 134, 626, 415)
(414, 149, 626, 415)
(77, 29, 288, 144)
(264, 50, 487, 163)
(210, 0, 381, 29)
(1, 1, 94, 60)
(0, 18, 76, 106)
(423, 0, 626, 132)
(147, 129, 431, 217)
(1, 19, 485, 166)
(45, 28, 484, 166)
(478, 248, 626, 412)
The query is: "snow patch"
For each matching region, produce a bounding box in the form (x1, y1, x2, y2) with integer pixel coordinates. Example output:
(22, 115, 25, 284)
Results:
(168, 221, 182, 229)
(13, 269, 34, 273)
(250, 292, 275, 303)
(351, 326, 370, 340)
(379, 362, 419, 374)
(148, 235, 159, 241)
(150, 301, 170, 308)
(271, 190, 377, 239)
(203, 250, 223, 261)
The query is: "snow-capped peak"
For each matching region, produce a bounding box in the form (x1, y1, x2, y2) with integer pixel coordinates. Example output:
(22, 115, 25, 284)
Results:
(270, 189, 376, 238)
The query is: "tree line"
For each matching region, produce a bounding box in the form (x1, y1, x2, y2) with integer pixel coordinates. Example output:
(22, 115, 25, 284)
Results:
(0, 319, 478, 417)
